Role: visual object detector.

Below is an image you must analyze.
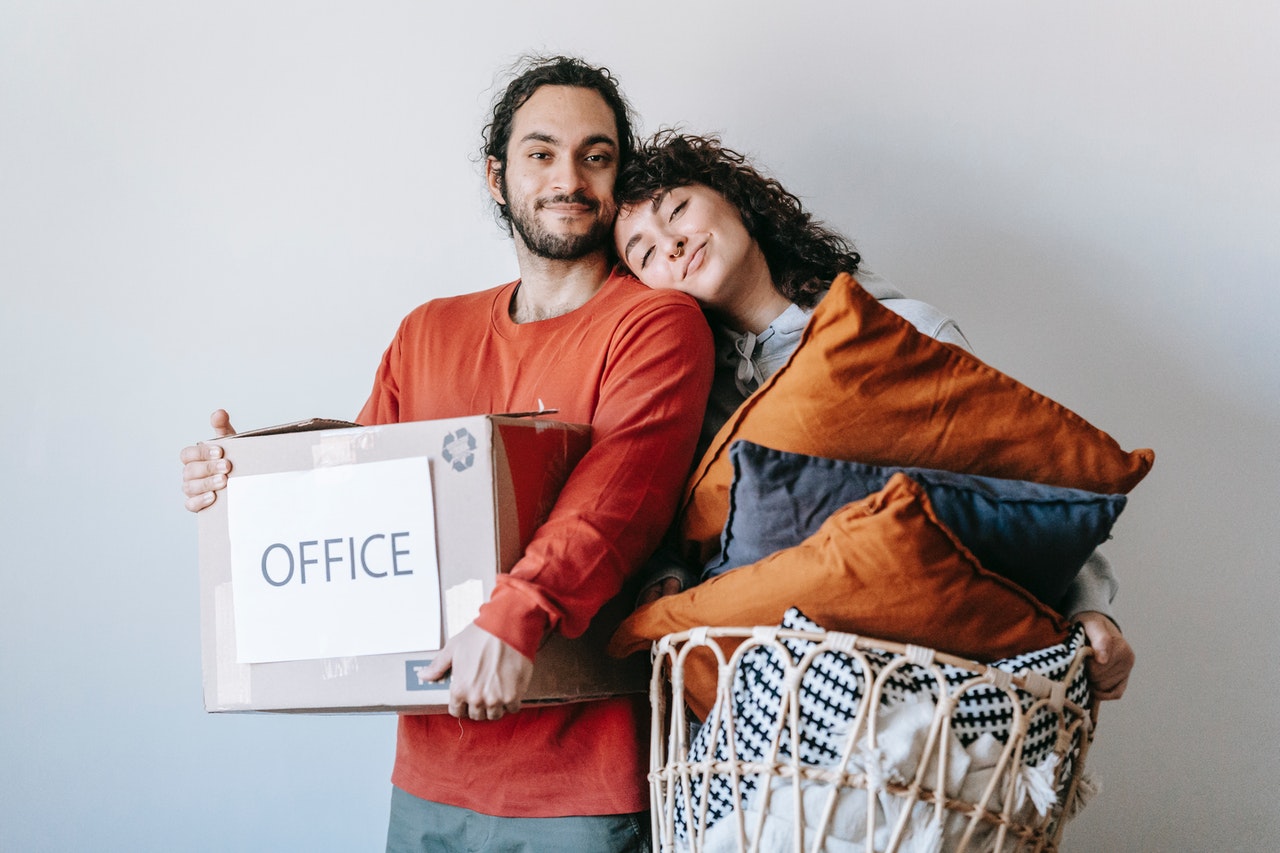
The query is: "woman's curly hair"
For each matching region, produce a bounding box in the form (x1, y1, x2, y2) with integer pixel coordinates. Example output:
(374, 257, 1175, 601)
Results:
(615, 130, 860, 308)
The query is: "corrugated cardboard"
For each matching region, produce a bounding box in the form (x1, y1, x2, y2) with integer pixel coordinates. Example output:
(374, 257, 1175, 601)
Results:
(198, 414, 649, 713)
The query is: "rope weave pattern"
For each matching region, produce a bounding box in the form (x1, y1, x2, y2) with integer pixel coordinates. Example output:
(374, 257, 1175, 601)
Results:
(649, 618, 1097, 853)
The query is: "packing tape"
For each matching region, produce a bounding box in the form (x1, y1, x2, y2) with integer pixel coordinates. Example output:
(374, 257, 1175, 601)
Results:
(321, 657, 360, 680)
(215, 583, 253, 707)
(312, 428, 376, 468)
(445, 579, 484, 639)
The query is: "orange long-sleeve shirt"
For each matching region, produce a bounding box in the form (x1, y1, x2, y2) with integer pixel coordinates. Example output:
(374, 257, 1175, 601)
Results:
(357, 271, 713, 816)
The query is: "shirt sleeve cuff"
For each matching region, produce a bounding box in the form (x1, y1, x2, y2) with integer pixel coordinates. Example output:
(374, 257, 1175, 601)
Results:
(473, 577, 554, 661)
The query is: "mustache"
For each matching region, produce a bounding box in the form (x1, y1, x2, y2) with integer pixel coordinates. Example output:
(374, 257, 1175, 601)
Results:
(536, 192, 598, 211)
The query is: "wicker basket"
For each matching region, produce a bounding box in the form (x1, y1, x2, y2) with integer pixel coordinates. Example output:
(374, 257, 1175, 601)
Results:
(649, 624, 1097, 853)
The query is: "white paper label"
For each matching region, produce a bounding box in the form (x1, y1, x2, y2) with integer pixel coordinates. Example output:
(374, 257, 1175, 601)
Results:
(226, 457, 442, 663)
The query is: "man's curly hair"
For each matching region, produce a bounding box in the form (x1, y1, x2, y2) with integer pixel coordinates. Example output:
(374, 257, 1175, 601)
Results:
(615, 131, 860, 308)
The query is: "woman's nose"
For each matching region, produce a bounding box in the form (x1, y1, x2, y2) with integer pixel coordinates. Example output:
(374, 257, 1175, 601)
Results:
(669, 239, 685, 259)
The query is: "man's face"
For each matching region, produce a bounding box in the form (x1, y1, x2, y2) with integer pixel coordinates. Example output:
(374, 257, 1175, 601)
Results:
(487, 85, 619, 260)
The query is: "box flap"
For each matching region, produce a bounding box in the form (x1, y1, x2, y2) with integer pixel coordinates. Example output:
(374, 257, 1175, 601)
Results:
(220, 418, 361, 439)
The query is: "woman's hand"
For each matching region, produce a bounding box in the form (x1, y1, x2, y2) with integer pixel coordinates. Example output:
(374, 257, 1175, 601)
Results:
(1075, 611, 1135, 700)
(179, 409, 237, 512)
(637, 575, 684, 606)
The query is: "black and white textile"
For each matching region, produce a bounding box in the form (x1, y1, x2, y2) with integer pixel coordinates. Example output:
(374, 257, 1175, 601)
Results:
(673, 608, 1090, 841)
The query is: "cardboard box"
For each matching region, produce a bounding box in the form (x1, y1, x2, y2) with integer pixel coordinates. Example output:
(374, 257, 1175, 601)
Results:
(199, 415, 649, 713)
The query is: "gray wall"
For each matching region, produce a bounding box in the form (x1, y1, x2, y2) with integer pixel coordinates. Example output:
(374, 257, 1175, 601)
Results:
(2, 2, 1275, 850)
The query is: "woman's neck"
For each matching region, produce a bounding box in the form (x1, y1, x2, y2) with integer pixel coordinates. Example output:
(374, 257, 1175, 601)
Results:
(717, 254, 793, 335)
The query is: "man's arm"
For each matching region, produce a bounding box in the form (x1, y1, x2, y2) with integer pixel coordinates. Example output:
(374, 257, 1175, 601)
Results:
(461, 297, 714, 716)
(352, 289, 712, 719)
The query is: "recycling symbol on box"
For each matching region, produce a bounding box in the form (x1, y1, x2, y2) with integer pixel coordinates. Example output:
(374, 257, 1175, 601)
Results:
(441, 428, 477, 472)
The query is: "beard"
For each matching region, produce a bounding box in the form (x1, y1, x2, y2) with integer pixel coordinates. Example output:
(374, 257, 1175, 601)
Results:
(504, 185, 616, 261)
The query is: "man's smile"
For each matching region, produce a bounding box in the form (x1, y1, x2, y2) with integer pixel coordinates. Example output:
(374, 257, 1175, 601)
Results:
(538, 194, 598, 217)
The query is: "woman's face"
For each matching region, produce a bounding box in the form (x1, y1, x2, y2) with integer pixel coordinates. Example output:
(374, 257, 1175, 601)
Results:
(614, 183, 762, 310)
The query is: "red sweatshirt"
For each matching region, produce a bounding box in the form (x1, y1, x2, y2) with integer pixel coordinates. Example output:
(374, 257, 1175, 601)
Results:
(357, 271, 714, 816)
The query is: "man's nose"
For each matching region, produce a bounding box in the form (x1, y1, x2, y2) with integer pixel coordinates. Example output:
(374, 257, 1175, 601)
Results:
(551, 158, 588, 194)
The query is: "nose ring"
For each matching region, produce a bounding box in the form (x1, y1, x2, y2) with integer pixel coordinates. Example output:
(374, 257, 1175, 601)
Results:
(671, 241, 685, 259)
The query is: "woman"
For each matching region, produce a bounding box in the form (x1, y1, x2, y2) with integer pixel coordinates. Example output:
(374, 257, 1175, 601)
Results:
(614, 133, 973, 453)
(613, 131, 1134, 700)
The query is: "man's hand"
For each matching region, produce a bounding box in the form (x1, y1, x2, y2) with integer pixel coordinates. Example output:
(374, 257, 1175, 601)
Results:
(1075, 611, 1135, 700)
(420, 623, 534, 721)
(180, 409, 237, 512)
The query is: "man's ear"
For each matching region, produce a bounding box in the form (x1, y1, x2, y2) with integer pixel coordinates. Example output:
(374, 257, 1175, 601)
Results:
(485, 156, 506, 205)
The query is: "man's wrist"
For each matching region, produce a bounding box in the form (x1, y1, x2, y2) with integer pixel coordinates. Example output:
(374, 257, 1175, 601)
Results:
(475, 587, 549, 660)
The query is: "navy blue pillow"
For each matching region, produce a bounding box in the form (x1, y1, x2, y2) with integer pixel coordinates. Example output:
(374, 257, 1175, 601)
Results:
(708, 440, 1126, 607)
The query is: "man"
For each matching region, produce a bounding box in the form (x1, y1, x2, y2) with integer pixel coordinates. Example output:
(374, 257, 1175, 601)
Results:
(181, 56, 714, 852)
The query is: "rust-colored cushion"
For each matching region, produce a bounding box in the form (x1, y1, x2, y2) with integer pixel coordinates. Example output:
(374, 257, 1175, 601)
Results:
(678, 273, 1155, 564)
(609, 474, 1071, 719)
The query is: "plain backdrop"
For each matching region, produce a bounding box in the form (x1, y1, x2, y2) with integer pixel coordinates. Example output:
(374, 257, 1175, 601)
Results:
(2, 2, 1276, 851)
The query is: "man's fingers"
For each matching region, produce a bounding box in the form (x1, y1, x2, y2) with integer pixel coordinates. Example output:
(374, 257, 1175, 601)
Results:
(184, 492, 216, 513)
(449, 679, 520, 721)
(420, 648, 453, 683)
(454, 703, 505, 721)
(421, 662, 450, 682)
(182, 465, 228, 494)
(181, 451, 231, 514)
(451, 697, 493, 720)
(183, 471, 225, 499)
(179, 443, 223, 465)
(451, 694, 519, 722)
(210, 409, 237, 437)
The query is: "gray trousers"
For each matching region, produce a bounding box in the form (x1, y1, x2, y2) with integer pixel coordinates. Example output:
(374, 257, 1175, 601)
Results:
(386, 786, 651, 853)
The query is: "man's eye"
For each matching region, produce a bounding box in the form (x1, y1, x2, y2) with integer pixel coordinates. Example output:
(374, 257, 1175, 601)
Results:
(530, 152, 550, 160)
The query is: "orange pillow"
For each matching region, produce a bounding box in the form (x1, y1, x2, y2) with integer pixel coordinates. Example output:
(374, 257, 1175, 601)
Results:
(678, 273, 1155, 564)
(610, 474, 1070, 719)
